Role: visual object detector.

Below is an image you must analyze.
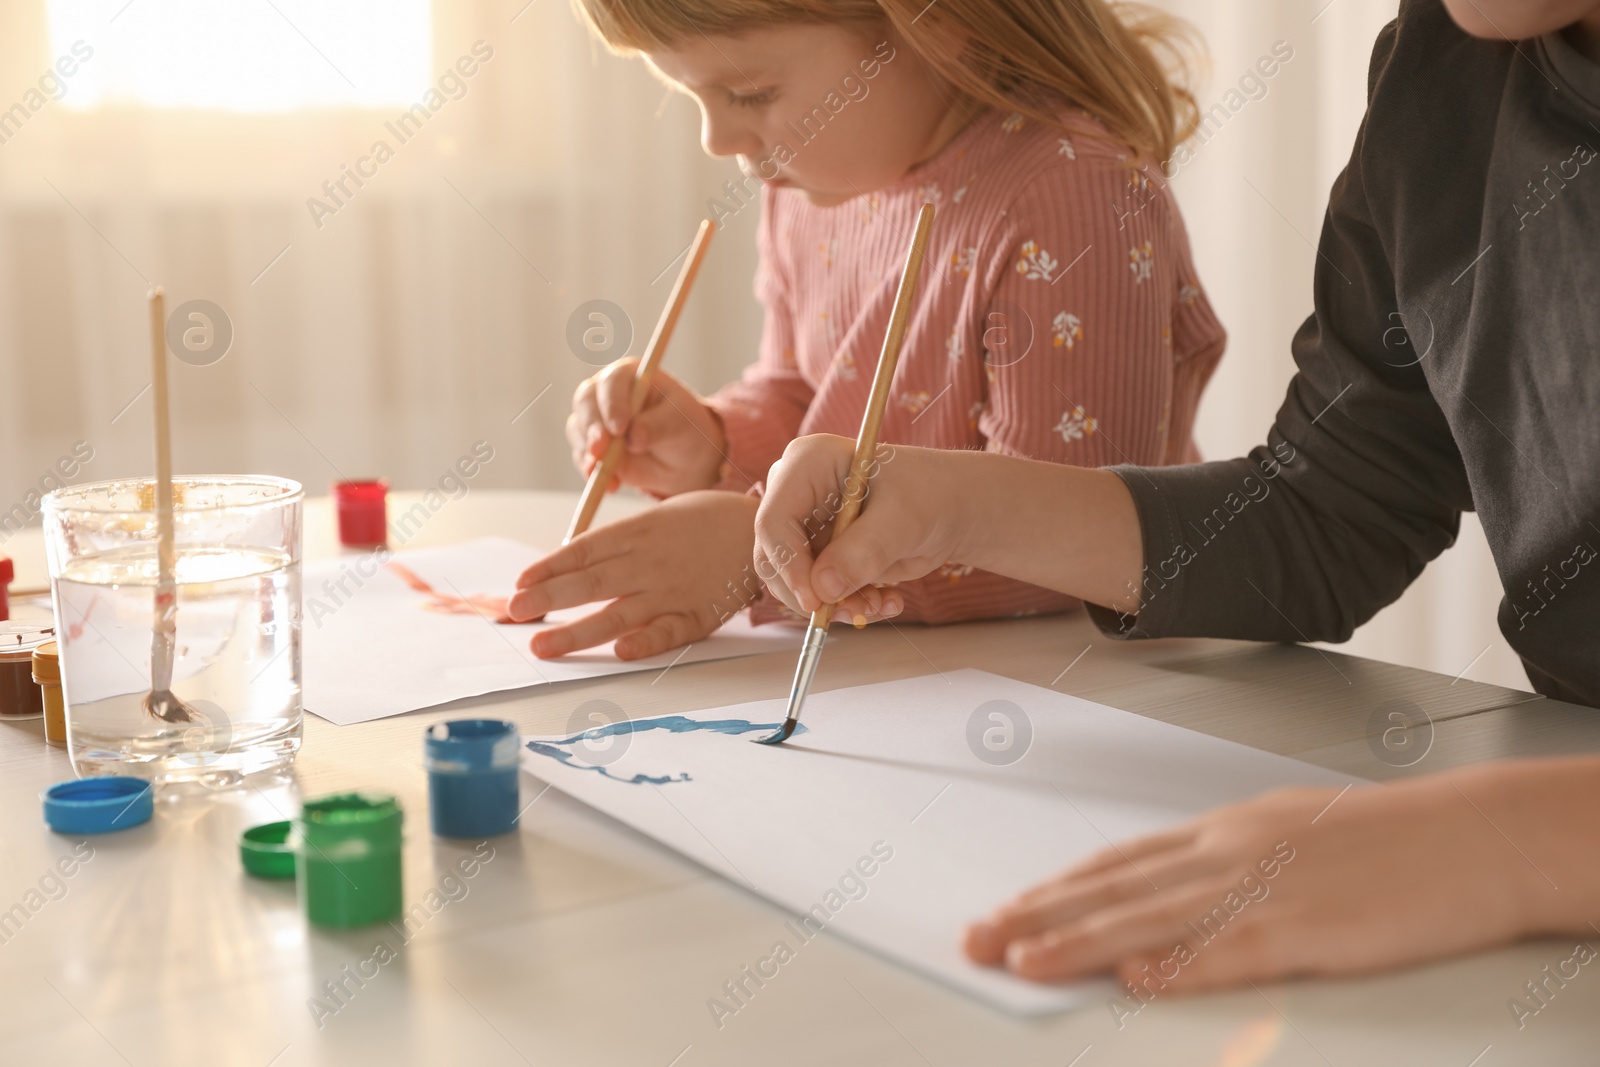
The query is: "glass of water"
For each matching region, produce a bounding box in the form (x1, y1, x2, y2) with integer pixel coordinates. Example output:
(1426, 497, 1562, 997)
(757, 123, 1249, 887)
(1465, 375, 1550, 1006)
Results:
(41, 476, 303, 786)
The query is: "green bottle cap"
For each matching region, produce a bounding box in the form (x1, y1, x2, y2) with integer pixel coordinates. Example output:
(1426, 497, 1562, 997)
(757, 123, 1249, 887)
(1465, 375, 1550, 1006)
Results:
(240, 820, 295, 879)
(296, 792, 403, 928)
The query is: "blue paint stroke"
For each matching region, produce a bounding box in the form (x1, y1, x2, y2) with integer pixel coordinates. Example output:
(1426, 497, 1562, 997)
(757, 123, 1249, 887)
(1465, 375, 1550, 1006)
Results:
(524, 715, 807, 785)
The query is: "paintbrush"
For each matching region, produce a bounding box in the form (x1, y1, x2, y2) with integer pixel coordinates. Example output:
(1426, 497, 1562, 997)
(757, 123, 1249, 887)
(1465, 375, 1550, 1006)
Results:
(143, 286, 197, 724)
(756, 202, 935, 746)
(564, 217, 716, 544)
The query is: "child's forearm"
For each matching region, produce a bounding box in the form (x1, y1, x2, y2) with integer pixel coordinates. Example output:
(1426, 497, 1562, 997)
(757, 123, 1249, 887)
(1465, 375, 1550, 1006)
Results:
(947, 451, 1145, 613)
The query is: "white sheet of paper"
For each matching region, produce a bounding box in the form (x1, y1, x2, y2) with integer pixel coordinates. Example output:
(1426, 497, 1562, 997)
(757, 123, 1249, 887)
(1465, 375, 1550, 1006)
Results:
(301, 537, 800, 725)
(520, 669, 1358, 1015)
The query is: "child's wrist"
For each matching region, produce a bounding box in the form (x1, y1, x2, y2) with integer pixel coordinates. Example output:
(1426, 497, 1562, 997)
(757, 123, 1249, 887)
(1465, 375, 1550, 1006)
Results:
(945, 450, 1000, 568)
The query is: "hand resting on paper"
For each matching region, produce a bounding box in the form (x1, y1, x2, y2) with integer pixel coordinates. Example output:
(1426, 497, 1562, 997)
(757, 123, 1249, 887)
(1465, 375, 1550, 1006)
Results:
(567, 359, 729, 499)
(506, 490, 895, 659)
(963, 757, 1600, 994)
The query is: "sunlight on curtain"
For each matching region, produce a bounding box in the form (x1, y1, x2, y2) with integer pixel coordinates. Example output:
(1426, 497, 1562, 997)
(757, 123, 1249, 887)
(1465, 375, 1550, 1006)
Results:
(0, 0, 757, 521)
(47, 0, 432, 111)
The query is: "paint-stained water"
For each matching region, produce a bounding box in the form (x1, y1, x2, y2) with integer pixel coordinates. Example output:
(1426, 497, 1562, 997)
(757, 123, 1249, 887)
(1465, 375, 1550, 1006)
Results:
(524, 715, 807, 784)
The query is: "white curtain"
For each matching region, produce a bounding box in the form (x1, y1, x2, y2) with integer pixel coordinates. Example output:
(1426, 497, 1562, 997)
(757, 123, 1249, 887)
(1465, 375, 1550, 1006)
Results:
(0, 0, 1525, 691)
(0, 0, 759, 505)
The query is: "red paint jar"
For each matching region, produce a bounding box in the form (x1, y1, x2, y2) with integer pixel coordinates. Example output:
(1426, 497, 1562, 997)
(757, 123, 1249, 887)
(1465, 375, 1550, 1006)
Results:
(333, 480, 388, 549)
(0, 556, 11, 622)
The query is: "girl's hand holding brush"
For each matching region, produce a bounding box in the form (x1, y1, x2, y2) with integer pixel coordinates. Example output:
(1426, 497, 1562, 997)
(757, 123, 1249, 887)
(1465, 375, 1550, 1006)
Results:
(566, 362, 728, 499)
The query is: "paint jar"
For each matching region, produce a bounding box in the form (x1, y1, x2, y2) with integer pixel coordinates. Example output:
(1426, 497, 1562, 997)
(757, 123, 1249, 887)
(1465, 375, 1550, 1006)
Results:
(41, 476, 303, 785)
(295, 792, 403, 928)
(32, 641, 65, 744)
(0, 623, 54, 719)
(0, 555, 12, 622)
(333, 480, 388, 550)
(425, 719, 520, 838)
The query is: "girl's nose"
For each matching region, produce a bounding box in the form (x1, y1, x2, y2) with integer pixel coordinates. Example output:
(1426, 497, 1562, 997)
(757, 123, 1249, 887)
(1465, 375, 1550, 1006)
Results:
(700, 109, 761, 160)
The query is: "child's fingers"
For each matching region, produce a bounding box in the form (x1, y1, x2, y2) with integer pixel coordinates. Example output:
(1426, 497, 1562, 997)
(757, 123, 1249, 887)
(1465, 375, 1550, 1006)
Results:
(614, 612, 704, 661)
(753, 545, 806, 615)
(835, 585, 902, 627)
(755, 434, 857, 611)
(530, 598, 648, 658)
(594, 357, 643, 435)
(1051, 827, 1201, 889)
(810, 521, 896, 605)
(623, 400, 682, 454)
(764, 528, 821, 613)
(1002, 878, 1234, 983)
(1112, 919, 1288, 996)
(512, 528, 626, 599)
(565, 409, 587, 462)
(570, 377, 609, 446)
(969, 845, 1219, 967)
(509, 555, 631, 620)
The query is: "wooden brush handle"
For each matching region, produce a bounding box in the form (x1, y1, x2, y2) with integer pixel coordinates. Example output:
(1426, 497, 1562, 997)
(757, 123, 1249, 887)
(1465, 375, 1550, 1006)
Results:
(813, 202, 936, 627)
(564, 218, 715, 544)
(149, 286, 179, 691)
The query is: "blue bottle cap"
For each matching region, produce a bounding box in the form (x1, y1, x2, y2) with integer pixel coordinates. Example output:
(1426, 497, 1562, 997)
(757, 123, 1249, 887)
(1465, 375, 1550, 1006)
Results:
(42, 777, 153, 834)
(424, 718, 520, 773)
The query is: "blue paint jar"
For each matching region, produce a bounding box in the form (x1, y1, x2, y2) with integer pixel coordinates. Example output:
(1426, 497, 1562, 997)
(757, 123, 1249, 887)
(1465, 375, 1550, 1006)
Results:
(425, 718, 520, 838)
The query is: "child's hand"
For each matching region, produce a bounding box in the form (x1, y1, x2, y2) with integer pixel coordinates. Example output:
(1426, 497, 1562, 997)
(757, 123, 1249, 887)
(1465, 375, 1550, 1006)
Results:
(508, 491, 753, 659)
(754, 436, 969, 618)
(566, 359, 729, 498)
(961, 768, 1548, 993)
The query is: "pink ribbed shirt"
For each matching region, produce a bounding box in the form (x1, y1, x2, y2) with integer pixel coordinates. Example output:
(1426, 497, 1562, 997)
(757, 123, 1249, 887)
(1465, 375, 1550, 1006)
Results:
(709, 106, 1226, 623)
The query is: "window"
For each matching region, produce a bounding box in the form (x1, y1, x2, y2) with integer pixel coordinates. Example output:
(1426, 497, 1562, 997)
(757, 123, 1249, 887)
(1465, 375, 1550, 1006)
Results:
(49, 0, 432, 112)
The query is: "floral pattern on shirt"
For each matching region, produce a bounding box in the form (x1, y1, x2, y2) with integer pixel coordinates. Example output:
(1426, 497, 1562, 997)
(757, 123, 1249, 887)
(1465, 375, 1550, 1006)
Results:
(709, 107, 1227, 629)
(946, 324, 965, 363)
(1053, 405, 1099, 442)
(937, 562, 976, 582)
(1052, 311, 1083, 349)
(1128, 242, 1154, 284)
(898, 390, 933, 417)
(817, 309, 837, 349)
(1015, 240, 1059, 281)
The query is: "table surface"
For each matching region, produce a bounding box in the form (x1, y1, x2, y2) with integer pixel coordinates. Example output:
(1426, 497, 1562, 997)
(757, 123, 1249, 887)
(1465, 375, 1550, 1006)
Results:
(1, 489, 1596, 1066)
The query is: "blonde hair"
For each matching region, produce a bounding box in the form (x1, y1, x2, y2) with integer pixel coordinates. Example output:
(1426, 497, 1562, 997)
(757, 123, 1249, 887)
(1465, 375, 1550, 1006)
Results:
(574, 0, 1201, 164)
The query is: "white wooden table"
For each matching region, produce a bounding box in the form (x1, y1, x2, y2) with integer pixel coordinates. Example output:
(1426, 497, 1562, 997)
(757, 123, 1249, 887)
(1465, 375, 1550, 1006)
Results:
(1, 489, 1595, 1065)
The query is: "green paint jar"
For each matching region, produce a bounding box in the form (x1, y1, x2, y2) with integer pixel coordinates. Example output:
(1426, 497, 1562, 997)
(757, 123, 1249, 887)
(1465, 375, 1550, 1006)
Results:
(295, 792, 403, 928)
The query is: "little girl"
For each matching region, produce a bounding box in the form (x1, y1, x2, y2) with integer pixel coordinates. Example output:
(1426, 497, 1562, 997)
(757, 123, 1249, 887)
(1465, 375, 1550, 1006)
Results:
(507, 0, 1226, 658)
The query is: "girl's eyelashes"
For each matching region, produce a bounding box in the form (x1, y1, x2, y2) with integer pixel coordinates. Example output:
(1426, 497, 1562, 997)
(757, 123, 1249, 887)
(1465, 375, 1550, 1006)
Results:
(728, 88, 775, 108)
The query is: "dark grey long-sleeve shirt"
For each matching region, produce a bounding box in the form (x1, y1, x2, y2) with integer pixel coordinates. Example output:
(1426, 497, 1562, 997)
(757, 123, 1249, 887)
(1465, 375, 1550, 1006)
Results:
(1090, 0, 1600, 708)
